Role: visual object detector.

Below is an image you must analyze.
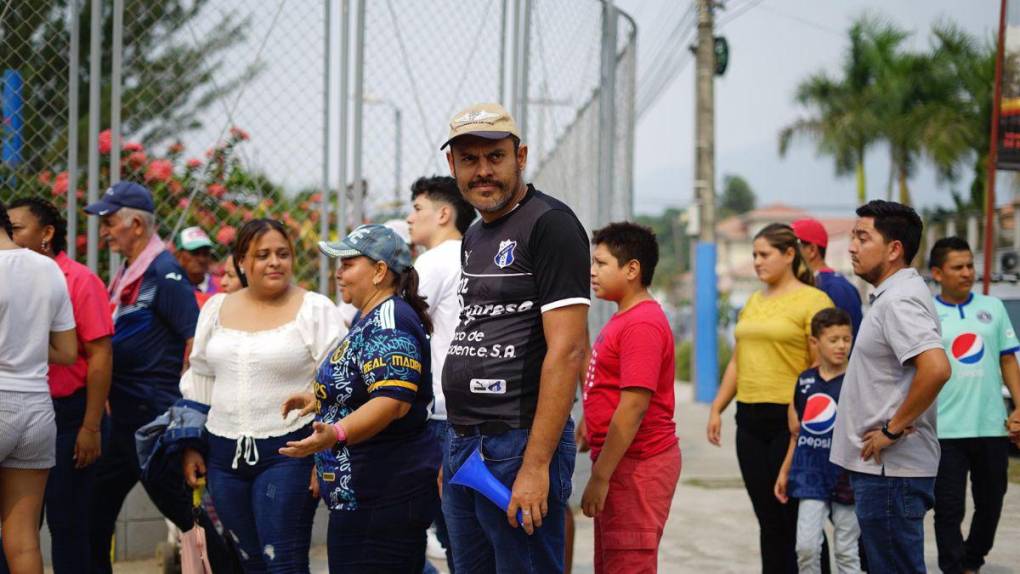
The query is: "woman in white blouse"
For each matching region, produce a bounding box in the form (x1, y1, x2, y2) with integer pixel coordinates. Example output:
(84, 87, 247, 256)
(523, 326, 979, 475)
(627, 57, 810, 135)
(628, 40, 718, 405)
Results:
(180, 219, 345, 573)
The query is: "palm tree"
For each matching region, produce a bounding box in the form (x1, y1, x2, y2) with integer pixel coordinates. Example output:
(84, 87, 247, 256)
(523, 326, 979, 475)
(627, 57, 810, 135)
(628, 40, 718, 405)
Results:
(779, 17, 901, 204)
(914, 23, 996, 211)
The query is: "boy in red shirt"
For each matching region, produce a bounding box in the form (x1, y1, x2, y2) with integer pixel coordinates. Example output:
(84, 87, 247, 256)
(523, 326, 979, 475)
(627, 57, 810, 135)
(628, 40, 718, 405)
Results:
(579, 222, 681, 573)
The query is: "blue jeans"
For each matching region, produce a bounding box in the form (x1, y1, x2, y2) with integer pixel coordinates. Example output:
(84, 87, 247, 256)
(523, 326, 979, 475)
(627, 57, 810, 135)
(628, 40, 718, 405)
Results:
(425, 419, 454, 574)
(442, 419, 575, 574)
(206, 428, 318, 574)
(327, 496, 436, 573)
(850, 471, 935, 574)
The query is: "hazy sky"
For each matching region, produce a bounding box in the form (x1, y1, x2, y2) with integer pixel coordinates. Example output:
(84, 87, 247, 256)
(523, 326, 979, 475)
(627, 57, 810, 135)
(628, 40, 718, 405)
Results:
(617, 0, 1001, 215)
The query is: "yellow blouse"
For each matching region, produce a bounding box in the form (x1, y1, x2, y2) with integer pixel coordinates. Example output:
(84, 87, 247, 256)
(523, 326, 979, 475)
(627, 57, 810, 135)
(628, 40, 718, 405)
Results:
(734, 286, 834, 404)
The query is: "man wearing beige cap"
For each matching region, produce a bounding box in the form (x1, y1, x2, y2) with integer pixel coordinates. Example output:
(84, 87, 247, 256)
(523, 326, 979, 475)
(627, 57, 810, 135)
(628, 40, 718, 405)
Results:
(439, 103, 590, 573)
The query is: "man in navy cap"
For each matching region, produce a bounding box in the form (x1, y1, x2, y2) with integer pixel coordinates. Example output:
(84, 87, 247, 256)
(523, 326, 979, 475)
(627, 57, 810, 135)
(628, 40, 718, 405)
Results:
(82, 182, 201, 574)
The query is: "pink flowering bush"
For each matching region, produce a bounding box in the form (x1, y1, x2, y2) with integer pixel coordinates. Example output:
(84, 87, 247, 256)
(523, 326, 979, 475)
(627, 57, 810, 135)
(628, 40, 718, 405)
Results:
(25, 125, 328, 290)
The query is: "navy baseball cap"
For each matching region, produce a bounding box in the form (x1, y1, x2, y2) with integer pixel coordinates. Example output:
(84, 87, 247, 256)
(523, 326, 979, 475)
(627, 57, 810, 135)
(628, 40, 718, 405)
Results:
(84, 181, 155, 215)
(318, 224, 412, 273)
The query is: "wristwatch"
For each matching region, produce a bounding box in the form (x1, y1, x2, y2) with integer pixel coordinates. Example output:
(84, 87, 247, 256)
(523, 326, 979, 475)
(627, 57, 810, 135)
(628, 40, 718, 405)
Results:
(881, 421, 904, 441)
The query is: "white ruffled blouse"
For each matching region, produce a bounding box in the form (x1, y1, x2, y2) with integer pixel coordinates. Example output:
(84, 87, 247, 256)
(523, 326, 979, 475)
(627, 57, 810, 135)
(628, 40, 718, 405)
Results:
(180, 292, 346, 449)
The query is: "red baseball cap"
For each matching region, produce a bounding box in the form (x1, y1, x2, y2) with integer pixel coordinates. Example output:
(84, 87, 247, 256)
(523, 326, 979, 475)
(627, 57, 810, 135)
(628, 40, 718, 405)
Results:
(791, 218, 828, 248)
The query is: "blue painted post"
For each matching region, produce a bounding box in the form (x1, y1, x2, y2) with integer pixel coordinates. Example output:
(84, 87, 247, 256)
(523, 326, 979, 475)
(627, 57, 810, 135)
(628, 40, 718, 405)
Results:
(2, 70, 25, 173)
(695, 241, 719, 403)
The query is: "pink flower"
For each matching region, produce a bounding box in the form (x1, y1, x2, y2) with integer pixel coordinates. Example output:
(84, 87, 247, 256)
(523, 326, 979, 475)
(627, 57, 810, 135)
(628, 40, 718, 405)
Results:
(76, 235, 87, 253)
(219, 201, 238, 215)
(127, 151, 147, 168)
(216, 225, 237, 246)
(310, 192, 322, 203)
(98, 130, 112, 154)
(144, 159, 173, 183)
(229, 127, 250, 141)
(178, 198, 190, 209)
(208, 183, 226, 198)
(242, 209, 254, 222)
(169, 180, 183, 195)
(37, 170, 53, 185)
(51, 172, 70, 196)
(123, 141, 144, 153)
(168, 142, 185, 155)
(186, 158, 202, 170)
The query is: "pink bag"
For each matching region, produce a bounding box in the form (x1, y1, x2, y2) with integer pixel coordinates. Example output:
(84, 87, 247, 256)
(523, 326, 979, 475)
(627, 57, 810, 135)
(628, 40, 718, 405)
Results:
(179, 527, 212, 574)
(180, 478, 212, 574)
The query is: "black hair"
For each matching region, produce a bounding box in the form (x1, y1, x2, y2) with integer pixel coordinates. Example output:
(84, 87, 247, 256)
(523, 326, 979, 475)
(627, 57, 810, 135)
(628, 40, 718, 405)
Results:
(591, 221, 659, 286)
(394, 267, 433, 334)
(0, 200, 12, 238)
(9, 197, 68, 254)
(928, 236, 971, 270)
(811, 307, 852, 338)
(754, 223, 814, 287)
(856, 200, 923, 265)
(410, 176, 477, 234)
(232, 219, 294, 289)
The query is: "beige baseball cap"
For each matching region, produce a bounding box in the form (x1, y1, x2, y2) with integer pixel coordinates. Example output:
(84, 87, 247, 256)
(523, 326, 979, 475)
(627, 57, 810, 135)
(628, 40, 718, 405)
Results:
(440, 103, 521, 150)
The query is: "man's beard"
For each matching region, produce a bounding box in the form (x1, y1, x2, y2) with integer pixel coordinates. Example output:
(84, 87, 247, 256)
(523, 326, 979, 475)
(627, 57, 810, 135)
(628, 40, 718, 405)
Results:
(468, 170, 521, 214)
(856, 259, 887, 286)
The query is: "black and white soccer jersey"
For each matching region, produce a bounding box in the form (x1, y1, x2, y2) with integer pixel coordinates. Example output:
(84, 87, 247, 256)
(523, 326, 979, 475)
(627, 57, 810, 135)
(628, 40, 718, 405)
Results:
(442, 185, 590, 429)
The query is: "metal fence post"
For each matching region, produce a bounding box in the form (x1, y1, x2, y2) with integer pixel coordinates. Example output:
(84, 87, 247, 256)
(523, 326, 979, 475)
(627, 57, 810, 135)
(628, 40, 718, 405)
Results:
(319, 0, 332, 294)
(67, 0, 81, 260)
(598, 1, 617, 230)
(518, 0, 531, 142)
(351, 0, 365, 226)
(86, 0, 103, 272)
(109, 0, 123, 274)
(336, 0, 350, 299)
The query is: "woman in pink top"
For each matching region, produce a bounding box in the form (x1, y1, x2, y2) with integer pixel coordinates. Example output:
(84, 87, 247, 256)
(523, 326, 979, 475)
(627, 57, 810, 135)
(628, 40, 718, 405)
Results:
(7, 197, 113, 574)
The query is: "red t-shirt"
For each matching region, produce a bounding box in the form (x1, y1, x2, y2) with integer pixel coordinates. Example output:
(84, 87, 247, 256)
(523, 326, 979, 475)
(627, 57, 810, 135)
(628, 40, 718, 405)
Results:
(48, 252, 115, 398)
(583, 299, 678, 460)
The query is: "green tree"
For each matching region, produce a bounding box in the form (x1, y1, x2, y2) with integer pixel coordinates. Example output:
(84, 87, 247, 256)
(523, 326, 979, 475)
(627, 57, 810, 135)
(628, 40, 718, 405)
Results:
(779, 17, 901, 204)
(636, 208, 687, 303)
(718, 174, 756, 218)
(0, 0, 255, 185)
(915, 23, 996, 211)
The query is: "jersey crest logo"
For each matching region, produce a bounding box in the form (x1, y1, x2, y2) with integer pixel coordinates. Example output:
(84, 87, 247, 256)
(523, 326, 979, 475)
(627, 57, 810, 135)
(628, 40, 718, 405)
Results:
(951, 332, 984, 364)
(976, 310, 993, 324)
(494, 239, 517, 269)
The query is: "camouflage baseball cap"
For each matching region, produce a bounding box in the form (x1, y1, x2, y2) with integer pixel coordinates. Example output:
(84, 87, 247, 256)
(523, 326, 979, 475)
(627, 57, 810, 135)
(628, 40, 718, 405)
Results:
(318, 224, 411, 273)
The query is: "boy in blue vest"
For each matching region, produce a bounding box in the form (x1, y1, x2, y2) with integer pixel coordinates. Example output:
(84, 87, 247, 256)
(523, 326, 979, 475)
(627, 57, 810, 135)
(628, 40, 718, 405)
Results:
(775, 308, 862, 573)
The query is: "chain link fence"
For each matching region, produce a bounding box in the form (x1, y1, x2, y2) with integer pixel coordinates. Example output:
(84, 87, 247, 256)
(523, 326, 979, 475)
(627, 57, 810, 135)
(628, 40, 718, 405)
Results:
(2, 0, 635, 297)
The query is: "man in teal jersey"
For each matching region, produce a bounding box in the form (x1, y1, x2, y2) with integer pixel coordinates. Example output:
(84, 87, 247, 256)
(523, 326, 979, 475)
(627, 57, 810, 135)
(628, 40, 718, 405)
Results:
(929, 237, 1020, 574)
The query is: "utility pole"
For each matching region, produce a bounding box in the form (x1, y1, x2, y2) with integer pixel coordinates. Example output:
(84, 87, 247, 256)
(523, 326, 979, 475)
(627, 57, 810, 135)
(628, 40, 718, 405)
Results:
(693, 0, 718, 403)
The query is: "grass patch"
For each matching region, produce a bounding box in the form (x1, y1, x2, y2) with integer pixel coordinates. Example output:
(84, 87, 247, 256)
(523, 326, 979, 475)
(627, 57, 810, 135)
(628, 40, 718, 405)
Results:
(684, 477, 746, 490)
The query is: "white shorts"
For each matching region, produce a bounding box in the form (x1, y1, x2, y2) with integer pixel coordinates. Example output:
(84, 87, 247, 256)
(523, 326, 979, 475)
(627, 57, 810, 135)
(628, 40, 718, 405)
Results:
(0, 390, 56, 470)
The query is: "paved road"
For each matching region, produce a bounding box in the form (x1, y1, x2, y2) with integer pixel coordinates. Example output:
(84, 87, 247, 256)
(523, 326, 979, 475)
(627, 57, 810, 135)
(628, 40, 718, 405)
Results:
(108, 384, 1020, 573)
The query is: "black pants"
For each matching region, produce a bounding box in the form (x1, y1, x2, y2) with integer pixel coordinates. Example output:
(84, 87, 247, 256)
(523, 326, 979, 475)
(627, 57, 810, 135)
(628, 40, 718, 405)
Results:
(736, 402, 799, 574)
(934, 437, 1010, 574)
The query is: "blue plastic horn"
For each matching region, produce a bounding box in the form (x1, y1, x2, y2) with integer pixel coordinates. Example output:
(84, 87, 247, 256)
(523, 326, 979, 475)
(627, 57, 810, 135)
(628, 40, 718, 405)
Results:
(449, 447, 524, 524)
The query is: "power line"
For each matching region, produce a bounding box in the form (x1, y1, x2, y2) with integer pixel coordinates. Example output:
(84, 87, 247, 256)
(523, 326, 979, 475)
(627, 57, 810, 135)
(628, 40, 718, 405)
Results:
(756, 2, 842, 37)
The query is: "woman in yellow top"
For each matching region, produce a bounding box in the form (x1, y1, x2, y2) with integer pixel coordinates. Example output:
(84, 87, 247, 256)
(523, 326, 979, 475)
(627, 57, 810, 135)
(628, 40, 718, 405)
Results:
(706, 223, 833, 573)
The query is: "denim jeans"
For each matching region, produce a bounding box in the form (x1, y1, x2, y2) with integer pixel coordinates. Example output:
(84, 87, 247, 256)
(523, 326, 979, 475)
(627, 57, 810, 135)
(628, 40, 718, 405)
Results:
(425, 419, 454, 574)
(206, 428, 319, 574)
(442, 419, 575, 574)
(327, 495, 436, 573)
(850, 471, 935, 574)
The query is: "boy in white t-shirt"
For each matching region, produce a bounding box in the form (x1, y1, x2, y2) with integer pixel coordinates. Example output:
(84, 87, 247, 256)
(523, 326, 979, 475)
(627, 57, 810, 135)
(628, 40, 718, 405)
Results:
(406, 175, 476, 572)
(0, 200, 77, 574)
